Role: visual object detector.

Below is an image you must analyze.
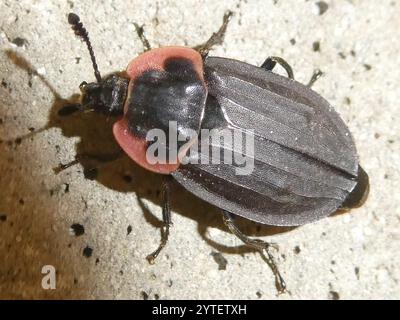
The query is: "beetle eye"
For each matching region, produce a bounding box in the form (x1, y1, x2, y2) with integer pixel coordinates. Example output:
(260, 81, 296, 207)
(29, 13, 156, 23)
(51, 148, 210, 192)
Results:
(79, 81, 87, 91)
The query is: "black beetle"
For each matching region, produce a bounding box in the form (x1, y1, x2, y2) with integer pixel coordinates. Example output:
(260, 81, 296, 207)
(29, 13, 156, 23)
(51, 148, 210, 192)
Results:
(63, 12, 369, 293)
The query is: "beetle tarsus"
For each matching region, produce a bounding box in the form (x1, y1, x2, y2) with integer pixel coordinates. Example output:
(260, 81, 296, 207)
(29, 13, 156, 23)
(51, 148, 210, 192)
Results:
(194, 10, 234, 58)
(53, 151, 124, 174)
(133, 23, 152, 52)
(53, 159, 81, 174)
(260, 249, 288, 295)
(307, 69, 323, 87)
(261, 56, 294, 79)
(222, 210, 288, 294)
(146, 177, 172, 264)
(146, 224, 170, 264)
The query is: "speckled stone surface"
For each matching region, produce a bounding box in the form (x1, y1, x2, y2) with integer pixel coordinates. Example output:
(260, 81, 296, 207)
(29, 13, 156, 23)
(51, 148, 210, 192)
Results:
(0, 0, 399, 299)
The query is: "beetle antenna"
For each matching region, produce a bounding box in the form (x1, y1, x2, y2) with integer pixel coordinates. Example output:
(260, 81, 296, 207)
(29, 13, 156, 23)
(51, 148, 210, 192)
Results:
(68, 13, 102, 82)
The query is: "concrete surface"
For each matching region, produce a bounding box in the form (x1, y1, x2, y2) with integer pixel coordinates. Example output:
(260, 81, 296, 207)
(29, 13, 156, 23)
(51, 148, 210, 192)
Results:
(0, 0, 399, 299)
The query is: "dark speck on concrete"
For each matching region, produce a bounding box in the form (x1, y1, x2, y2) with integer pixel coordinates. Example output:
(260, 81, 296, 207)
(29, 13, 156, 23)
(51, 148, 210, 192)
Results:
(315, 1, 329, 15)
(364, 64, 372, 71)
(154, 294, 160, 300)
(12, 37, 28, 47)
(127, 225, 132, 235)
(141, 291, 149, 300)
(210, 251, 228, 270)
(328, 291, 340, 300)
(294, 246, 301, 254)
(84, 167, 98, 180)
(313, 41, 320, 52)
(64, 183, 70, 193)
(95, 258, 100, 265)
(0, 214, 7, 222)
(290, 38, 296, 45)
(355, 267, 360, 279)
(19, 198, 24, 205)
(70, 223, 85, 236)
(256, 291, 262, 298)
(83, 245, 93, 258)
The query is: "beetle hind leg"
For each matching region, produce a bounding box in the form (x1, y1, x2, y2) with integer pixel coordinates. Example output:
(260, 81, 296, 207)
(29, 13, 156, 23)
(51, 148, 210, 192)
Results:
(146, 176, 172, 264)
(261, 56, 294, 79)
(194, 11, 233, 58)
(222, 210, 288, 294)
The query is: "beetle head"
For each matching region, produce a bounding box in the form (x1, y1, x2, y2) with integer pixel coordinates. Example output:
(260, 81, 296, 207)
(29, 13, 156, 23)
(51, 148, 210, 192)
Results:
(79, 74, 128, 116)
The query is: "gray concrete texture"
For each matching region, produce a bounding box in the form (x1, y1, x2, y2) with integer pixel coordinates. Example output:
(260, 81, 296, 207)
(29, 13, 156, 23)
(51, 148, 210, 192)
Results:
(0, 0, 399, 299)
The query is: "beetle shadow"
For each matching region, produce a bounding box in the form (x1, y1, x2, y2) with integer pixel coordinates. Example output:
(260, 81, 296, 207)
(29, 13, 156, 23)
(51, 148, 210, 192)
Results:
(5, 50, 297, 257)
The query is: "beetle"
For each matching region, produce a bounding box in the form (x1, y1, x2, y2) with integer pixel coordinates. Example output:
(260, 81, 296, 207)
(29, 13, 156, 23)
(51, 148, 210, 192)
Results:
(65, 12, 369, 293)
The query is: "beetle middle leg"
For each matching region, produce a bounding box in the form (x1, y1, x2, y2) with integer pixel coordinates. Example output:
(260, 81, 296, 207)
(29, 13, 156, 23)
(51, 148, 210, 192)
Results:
(261, 56, 294, 79)
(133, 23, 151, 52)
(307, 69, 323, 87)
(146, 176, 172, 264)
(194, 11, 233, 58)
(222, 210, 287, 294)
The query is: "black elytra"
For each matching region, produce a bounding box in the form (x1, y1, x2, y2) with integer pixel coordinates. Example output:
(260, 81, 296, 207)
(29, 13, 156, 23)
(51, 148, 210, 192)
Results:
(173, 57, 370, 226)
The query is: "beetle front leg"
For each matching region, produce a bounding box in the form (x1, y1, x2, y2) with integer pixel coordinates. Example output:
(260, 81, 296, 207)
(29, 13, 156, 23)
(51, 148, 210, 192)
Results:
(53, 150, 124, 174)
(194, 11, 233, 58)
(222, 210, 288, 294)
(261, 56, 294, 79)
(146, 176, 172, 264)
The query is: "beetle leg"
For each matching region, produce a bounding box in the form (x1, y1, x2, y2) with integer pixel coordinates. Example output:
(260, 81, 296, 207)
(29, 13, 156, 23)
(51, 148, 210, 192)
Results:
(53, 150, 124, 174)
(146, 176, 172, 264)
(261, 56, 294, 79)
(133, 23, 151, 52)
(222, 210, 287, 294)
(307, 69, 323, 87)
(194, 11, 233, 58)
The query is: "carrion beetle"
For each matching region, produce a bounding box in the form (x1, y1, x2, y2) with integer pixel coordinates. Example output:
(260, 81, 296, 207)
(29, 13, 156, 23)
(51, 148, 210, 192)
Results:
(60, 12, 369, 293)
